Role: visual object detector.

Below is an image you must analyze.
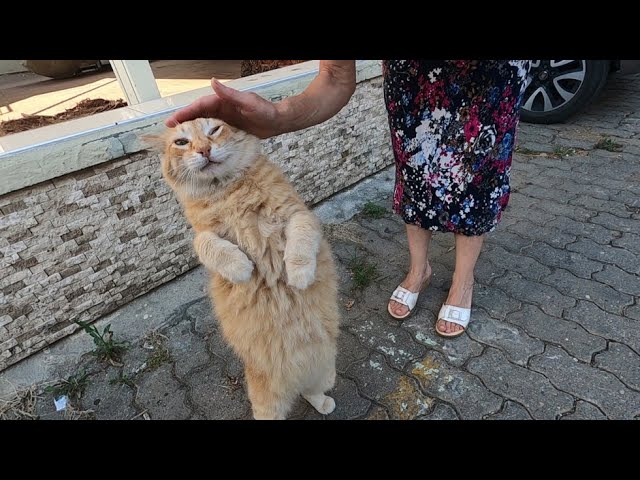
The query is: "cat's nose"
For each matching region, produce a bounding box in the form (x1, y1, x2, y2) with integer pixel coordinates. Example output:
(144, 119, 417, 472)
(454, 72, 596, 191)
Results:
(197, 146, 211, 156)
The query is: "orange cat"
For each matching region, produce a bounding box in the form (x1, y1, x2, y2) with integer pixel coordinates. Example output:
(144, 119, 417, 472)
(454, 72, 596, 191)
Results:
(145, 118, 340, 419)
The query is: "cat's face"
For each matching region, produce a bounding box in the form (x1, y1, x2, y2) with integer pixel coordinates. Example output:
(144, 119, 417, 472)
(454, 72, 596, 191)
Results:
(159, 118, 260, 193)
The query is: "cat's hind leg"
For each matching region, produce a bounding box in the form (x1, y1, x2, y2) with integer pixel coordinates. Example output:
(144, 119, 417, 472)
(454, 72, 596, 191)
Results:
(302, 359, 337, 416)
(245, 365, 295, 420)
(303, 393, 336, 416)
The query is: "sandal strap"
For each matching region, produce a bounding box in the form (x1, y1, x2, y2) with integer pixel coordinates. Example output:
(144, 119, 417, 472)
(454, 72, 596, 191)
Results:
(438, 304, 471, 328)
(390, 286, 419, 311)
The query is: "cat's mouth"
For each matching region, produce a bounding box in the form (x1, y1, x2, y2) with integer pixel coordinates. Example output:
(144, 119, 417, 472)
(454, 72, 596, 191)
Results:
(200, 157, 223, 171)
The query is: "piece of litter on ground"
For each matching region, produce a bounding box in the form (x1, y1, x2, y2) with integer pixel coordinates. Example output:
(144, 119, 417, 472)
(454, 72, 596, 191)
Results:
(133, 362, 147, 374)
(54, 395, 68, 411)
(130, 409, 149, 420)
(345, 299, 355, 310)
(143, 412, 151, 420)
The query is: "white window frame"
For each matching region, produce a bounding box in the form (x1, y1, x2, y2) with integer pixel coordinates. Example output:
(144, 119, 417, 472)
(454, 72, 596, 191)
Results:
(109, 60, 161, 105)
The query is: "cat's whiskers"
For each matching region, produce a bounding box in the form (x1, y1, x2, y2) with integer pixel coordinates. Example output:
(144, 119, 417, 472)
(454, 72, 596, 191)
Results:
(186, 168, 198, 197)
(175, 166, 193, 185)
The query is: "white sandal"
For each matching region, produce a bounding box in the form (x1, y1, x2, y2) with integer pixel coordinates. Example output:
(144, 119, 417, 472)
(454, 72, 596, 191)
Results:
(388, 272, 431, 320)
(387, 286, 420, 320)
(436, 304, 471, 338)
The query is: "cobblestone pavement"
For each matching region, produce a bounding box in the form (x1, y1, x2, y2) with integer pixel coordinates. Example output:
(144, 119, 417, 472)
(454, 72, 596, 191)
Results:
(14, 73, 640, 420)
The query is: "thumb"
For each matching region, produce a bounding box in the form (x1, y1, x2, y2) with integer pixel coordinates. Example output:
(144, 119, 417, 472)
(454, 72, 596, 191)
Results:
(212, 78, 264, 117)
(211, 78, 241, 100)
(211, 78, 261, 116)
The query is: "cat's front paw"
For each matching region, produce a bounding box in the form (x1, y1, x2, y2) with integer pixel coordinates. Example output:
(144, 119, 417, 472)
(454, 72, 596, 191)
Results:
(286, 256, 316, 290)
(219, 249, 254, 284)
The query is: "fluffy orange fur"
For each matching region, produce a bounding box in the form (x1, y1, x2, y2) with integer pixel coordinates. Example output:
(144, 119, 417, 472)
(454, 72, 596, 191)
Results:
(147, 118, 340, 419)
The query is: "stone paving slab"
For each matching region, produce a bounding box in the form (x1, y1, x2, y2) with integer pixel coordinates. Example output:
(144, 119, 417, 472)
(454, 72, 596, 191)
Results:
(2, 73, 640, 420)
(560, 401, 607, 420)
(487, 401, 533, 420)
(467, 348, 574, 420)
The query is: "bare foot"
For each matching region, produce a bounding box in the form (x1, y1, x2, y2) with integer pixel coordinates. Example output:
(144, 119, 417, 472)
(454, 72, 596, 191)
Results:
(436, 276, 474, 335)
(388, 262, 432, 318)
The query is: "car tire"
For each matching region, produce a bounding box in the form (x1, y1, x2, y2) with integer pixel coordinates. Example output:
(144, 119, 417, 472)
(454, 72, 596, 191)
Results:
(520, 60, 611, 124)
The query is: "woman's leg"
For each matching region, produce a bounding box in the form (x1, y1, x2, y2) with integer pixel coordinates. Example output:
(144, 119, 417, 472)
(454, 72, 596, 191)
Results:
(436, 233, 484, 334)
(388, 224, 433, 317)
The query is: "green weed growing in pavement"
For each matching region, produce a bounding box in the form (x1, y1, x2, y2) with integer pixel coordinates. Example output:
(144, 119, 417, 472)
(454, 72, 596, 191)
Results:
(515, 146, 540, 155)
(109, 372, 135, 388)
(361, 202, 387, 219)
(146, 346, 172, 371)
(75, 320, 128, 366)
(553, 145, 576, 157)
(143, 331, 172, 372)
(594, 137, 623, 152)
(45, 369, 91, 401)
(348, 250, 379, 290)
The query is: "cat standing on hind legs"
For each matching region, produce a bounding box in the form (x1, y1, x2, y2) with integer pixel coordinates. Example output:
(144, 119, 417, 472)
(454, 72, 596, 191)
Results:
(145, 117, 340, 420)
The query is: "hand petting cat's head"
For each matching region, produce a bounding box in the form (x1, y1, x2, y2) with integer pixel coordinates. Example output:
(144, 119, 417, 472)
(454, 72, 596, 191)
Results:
(145, 118, 261, 197)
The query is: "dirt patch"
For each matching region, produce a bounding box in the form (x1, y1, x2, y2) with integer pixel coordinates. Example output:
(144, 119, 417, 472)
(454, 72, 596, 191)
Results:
(383, 376, 434, 419)
(240, 60, 306, 77)
(0, 98, 127, 136)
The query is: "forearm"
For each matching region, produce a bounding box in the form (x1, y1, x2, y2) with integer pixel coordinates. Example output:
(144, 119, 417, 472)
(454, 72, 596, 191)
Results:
(273, 60, 356, 135)
(193, 231, 253, 283)
(285, 210, 322, 260)
(284, 211, 322, 289)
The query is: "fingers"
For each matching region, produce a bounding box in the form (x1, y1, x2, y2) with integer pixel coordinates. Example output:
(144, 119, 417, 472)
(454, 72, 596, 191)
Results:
(164, 77, 278, 137)
(210, 77, 241, 100)
(212, 78, 262, 114)
(164, 116, 180, 128)
(164, 95, 221, 127)
(164, 78, 239, 127)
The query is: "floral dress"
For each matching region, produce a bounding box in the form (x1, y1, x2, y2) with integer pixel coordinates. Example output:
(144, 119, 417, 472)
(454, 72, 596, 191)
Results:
(383, 60, 531, 236)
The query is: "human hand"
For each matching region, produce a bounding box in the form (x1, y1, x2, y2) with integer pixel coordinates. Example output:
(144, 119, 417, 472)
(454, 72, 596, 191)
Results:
(164, 78, 282, 139)
(165, 61, 356, 139)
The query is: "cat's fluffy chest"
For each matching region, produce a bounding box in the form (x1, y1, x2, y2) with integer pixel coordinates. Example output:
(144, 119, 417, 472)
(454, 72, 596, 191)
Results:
(186, 200, 289, 285)
(180, 158, 308, 284)
(193, 207, 286, 254)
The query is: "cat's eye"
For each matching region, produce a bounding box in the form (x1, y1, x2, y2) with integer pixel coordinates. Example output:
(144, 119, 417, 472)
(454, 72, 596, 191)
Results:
(209, 125, 222, 136)
(174, 138, 189, 146)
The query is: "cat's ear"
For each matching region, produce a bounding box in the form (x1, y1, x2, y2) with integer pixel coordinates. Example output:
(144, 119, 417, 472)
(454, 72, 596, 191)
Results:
(138, 132, 166, 153)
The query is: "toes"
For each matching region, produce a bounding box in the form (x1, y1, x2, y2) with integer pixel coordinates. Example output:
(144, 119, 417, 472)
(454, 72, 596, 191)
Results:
(444, 321, 462, 333)
(436, 319, 464, 335)
(389, 300, 407, 316)
(394, 303, 408, 316)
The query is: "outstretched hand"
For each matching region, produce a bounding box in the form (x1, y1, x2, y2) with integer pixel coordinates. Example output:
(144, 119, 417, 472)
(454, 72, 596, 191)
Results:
(165, 78, 282, 139)
(165, 61, 357, 139)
